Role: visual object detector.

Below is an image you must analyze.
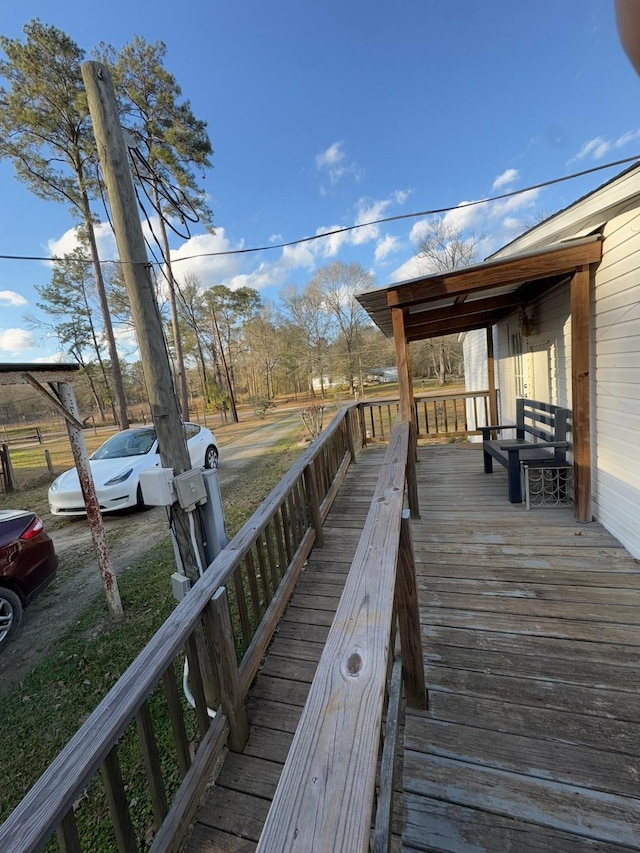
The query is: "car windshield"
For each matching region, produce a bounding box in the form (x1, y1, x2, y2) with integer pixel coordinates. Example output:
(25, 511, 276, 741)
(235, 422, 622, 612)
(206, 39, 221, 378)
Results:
(92, 429, 157, 460)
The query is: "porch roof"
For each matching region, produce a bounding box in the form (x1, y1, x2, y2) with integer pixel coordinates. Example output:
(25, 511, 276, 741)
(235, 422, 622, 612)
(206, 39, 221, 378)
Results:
(356, 234, 603, 341)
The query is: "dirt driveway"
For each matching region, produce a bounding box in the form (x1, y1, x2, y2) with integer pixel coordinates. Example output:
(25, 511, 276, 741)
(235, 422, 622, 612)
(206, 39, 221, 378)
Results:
(0, 413, 301, 693)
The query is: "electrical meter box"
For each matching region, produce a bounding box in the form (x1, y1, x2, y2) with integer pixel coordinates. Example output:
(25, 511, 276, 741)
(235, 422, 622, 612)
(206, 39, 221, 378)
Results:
(139, 467, 177, 506)
(174, 469, 207, 511)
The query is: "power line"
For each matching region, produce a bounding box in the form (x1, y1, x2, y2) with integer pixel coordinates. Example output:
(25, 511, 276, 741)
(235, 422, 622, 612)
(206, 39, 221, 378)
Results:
(1, 153, 638, 267)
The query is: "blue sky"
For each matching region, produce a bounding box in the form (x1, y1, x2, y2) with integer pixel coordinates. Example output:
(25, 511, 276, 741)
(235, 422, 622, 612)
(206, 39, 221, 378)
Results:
(0, 0, 639, 362)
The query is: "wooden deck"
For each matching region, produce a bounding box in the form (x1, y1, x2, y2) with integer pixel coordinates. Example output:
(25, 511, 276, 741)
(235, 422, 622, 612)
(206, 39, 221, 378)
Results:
(187, 443, 640, 852)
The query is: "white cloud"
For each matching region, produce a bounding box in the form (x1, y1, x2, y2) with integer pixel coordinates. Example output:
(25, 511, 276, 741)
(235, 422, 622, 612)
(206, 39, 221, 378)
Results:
(570, 128, 640, 163)
(571, 136, 611, 162)
(390, 254, 429, 282)
(0, 328, 35, 355)
(375, 234, 399, 262)
(48, 221, 117, 262)
(0, 290, 27, 307)
(170, 228, 244, 286)
(315, 141, 363, 186)
(491, 169, 519, 191)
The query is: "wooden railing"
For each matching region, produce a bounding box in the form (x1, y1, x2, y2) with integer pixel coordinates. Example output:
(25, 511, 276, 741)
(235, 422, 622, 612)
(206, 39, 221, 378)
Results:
(362, 389, 490, 441)
(256, 421, 427, 853)
(0, 404, 364, 853)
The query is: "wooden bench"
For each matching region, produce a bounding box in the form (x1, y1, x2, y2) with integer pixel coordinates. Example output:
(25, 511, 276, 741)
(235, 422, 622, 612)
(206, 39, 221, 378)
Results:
(481, 399, 571, 504)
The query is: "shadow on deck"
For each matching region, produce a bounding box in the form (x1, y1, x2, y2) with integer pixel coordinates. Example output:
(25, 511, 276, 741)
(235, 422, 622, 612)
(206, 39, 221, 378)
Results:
(188, 443, 640, 852)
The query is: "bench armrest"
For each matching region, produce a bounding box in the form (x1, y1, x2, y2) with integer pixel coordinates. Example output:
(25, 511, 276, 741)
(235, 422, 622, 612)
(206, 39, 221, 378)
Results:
(500, 440, 568, 451)
(480, 423, 517, 438)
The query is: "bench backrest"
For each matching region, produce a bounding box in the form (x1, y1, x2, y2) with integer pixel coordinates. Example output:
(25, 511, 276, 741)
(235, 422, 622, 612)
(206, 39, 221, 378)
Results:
(515, 399, 571, 450)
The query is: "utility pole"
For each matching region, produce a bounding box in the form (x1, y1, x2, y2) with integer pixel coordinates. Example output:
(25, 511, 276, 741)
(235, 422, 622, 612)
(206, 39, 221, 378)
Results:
(82, 61, 200, 583)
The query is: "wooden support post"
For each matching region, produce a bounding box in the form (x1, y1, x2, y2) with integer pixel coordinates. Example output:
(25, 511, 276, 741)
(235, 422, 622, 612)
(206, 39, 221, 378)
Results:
(486, 325, 498, 439)
(44, 448, 54, 475)
(571, 266, 592, 522)
(303, 462, 324, 547)
(372, 656, 403, 853)
(396, 510, 427, 709)
(208, 587, 249, 752)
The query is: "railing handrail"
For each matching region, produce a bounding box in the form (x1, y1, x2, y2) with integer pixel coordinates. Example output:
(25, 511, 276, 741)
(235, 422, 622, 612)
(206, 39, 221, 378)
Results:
(0, 403, 361, 852)
(256, 421, 414, 853)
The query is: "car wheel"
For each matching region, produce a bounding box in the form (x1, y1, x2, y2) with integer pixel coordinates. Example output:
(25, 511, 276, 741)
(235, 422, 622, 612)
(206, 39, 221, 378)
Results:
(204, 445, 219, 470)
(136, 483, 147, 510)
(0, 588, 23, 651)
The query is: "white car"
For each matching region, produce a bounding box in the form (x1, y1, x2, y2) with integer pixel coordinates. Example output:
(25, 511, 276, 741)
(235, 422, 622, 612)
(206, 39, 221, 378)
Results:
(48, 423, 219, 517)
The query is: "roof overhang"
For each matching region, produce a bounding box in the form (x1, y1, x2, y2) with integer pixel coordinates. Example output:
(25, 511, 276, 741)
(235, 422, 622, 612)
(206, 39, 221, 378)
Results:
(356, 235, 603, 341)
(0, 363, 79, 385)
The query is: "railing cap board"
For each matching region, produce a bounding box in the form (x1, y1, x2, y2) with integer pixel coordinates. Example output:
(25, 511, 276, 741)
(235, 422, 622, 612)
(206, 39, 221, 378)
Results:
(256, 423, 409, 853)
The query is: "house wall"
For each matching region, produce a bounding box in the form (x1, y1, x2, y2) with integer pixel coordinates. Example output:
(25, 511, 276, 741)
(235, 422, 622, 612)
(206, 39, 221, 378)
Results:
(590, 204, 640, 556)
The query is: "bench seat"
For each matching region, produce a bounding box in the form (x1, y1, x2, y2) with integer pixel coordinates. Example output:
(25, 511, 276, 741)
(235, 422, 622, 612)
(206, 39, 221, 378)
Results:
(481, 400, 571, 504)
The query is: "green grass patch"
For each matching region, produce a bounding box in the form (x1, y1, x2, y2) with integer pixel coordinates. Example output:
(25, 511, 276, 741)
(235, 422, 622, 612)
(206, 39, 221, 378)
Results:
(0, 430, 303, 848)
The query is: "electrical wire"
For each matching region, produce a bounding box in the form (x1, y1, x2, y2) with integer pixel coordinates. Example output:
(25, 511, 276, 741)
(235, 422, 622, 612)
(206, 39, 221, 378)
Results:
(1, 152, 639, 266)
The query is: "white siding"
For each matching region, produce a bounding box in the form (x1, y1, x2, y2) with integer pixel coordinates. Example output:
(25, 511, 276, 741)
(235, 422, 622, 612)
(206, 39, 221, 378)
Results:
(591, 206, 640, 556)
(462, 330, 489, 442)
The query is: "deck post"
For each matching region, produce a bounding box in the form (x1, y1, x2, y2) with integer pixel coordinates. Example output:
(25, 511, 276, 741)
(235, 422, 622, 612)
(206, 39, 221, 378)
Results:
(303, 462, 324, 547)
(571, 266, 592, 522)
(392, 306, 419, 516)
(207, 587, 249, 752)
(396, 510, 427, 709)
(486, 326, 498, 439)
(345, 407, 357, 464)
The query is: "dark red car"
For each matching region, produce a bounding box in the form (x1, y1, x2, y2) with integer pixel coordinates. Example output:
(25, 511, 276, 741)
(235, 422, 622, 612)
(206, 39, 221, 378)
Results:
(0, 510, 58, 650)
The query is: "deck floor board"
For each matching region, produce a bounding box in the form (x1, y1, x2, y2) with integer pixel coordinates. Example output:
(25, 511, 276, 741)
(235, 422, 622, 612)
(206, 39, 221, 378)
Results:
(187, 443, 640, 852)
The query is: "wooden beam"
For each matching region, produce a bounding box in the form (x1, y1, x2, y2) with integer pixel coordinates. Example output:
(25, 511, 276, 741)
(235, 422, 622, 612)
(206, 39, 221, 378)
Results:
(571, 266, 592, 522)
(406, 315, 508, 342)
(387, 239, 603, 309)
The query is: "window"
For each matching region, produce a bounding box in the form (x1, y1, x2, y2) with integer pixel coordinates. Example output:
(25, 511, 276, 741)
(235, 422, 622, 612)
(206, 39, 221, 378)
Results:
(510, 330, 525, 397)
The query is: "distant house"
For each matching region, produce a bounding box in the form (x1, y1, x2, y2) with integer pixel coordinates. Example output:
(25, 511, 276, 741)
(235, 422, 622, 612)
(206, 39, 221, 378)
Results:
(365, 366, 398, 384)
(462, 163, 640, 558)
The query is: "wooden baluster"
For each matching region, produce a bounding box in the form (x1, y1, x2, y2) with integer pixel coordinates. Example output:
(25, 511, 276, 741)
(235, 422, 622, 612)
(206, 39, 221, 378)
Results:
(56, 810, 82, 853)
(135, 700, 169, 826)
(304, 462, 324, 547)
(280, 501, 294, 563)
(244, 550, 263, 624)
(207, 587, 249, 752)
(232, 569, 252, 648)
(162, 664, 191, 777)
(101, 746, 138, 853)
(255, 534, 272, 604)
(184, 634, 211, 737)
(264, 520, 280, 589)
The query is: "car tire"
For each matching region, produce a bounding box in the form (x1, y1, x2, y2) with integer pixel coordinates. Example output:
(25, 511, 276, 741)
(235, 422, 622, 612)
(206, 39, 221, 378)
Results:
(204, 445, 219, 470)
(136, 483, 147, 510)
(0, 588, 23, 651)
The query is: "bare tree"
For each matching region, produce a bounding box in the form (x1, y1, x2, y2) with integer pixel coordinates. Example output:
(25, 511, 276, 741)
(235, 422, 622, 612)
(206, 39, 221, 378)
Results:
(415, 217, 484, 385)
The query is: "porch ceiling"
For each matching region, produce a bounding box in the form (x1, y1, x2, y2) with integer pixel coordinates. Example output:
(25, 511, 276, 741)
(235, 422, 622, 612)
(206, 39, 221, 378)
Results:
(356, 235, 603, 341)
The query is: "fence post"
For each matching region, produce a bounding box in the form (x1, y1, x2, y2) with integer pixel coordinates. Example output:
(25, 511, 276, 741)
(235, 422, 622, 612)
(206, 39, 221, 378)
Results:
(358, 403, 367, 447)
(44, 448, 54, 476)
(304, 461, 324, 547)
(396, 510, 427, 708)
(207, 587, 249, 752)
(0, 444, 16, 492)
